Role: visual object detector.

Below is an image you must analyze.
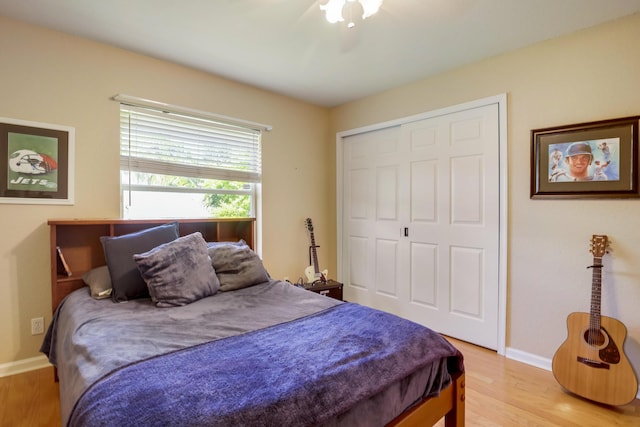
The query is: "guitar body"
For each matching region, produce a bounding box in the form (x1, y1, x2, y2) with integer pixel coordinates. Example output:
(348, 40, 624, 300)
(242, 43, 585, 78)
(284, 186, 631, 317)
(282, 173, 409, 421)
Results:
(552, 311, 638, 405)
(304, 266, 328, 283)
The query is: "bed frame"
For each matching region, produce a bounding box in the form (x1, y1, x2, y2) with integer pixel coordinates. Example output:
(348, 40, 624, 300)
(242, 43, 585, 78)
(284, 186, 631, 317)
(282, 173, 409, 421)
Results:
(47, 218, 465, 427)
(392, 372, 465, 427)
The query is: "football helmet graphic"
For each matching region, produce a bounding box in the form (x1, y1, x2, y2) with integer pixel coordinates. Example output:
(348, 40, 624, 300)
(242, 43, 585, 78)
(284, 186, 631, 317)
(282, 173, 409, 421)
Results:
(9, 149, 58, 174)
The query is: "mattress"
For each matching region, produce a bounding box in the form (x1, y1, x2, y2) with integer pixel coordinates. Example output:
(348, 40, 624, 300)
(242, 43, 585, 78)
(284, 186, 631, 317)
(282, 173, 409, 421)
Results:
(42, 280, 463, 426)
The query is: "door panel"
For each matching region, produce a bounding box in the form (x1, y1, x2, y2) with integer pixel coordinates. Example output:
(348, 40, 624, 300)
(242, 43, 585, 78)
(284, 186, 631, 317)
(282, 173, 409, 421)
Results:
(450, 246, 483, 317)
(376, 166, 398, 220)
(348, 169, 369, 219)
(410, 160, 437, 222)
(348, 236, 368, 289)
(451, 155, 483, 224)
(375, 238, 398, 296)
(410, 242, 437, 307)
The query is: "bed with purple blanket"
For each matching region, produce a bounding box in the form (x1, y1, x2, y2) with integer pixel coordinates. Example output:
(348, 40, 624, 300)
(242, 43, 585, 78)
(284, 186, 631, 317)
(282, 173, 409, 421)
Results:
(43, 219, 465, 427)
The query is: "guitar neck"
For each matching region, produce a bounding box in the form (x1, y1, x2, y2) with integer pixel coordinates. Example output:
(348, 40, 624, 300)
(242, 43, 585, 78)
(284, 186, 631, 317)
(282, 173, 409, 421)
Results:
(305, 218, 322, 276)
(309, 232, 320, 274)
(590, 256, 603, 332)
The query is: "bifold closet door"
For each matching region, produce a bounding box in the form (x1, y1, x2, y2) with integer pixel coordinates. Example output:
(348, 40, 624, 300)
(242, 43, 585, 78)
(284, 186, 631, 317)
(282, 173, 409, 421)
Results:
(342, 103, 500, 350)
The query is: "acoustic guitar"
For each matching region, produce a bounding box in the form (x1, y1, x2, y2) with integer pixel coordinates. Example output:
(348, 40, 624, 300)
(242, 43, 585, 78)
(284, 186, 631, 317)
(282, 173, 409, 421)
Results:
(304, 218, 328, 284)
(552, 235, 638, 405)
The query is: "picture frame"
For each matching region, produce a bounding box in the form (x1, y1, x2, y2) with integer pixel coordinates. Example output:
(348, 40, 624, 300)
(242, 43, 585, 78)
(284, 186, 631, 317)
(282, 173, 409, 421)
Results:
(0, 117, 75, 205)
(530, 116, 640, 199)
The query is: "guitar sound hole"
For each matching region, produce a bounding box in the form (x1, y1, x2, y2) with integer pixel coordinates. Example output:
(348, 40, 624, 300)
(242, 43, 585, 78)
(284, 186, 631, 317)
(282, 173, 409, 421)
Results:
(583, 328, 605, 346)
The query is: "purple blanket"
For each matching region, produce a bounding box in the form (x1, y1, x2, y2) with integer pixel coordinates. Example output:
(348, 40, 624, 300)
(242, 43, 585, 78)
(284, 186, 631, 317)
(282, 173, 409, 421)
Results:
(68, 303, 462, 427)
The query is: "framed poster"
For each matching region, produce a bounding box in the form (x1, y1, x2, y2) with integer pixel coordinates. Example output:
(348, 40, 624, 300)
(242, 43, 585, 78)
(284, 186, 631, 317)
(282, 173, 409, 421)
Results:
(0, 117, 75, 204)
(530, 116, 639, 199)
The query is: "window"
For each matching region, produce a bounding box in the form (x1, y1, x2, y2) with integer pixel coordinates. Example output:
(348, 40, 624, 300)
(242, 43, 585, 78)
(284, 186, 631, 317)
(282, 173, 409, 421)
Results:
(119, 103, 263, 219)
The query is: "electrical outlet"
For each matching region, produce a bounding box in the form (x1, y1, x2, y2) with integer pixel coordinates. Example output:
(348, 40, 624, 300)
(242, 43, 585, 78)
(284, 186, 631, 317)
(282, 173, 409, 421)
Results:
(31, 317, 44, 335)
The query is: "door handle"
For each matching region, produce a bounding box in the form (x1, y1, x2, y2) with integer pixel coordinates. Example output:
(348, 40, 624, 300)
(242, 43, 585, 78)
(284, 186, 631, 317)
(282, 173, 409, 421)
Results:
(404, 227, 409, 237)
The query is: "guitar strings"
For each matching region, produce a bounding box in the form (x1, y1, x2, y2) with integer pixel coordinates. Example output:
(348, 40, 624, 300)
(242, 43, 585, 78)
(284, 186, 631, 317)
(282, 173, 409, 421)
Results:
(587, 262, 603, 359)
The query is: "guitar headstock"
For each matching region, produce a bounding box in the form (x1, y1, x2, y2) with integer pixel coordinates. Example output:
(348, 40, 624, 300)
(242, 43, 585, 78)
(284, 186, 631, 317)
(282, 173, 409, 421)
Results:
(305, 218, 314, 232)
(589, 235, 609, 258)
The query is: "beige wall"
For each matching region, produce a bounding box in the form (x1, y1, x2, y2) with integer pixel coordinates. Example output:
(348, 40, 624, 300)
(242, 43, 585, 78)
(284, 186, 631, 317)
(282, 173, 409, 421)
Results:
(0, 15, 332, 365)
(330, 13, 640, 372)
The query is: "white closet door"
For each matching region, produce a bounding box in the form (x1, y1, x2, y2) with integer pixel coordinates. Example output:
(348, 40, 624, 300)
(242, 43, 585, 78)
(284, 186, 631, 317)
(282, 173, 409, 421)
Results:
(343, 126, 403, 312)
(342, 103, 500, 350)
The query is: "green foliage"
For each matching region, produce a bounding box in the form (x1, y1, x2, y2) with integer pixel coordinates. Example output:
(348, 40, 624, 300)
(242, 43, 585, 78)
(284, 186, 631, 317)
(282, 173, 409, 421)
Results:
(126, 172, 252, 218)
(202, 180, 251, 218)
(203, 193, 250, 217)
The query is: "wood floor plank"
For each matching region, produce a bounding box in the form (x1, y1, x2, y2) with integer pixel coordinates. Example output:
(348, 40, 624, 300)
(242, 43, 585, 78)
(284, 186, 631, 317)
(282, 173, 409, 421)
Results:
(1, 337, 638, 426)
(0, 367, 60, 427)
(438, 337, 640, 427)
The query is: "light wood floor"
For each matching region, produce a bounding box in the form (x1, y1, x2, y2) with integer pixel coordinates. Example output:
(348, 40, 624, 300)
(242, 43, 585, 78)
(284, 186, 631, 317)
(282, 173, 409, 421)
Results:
(1, 338, 638, 426)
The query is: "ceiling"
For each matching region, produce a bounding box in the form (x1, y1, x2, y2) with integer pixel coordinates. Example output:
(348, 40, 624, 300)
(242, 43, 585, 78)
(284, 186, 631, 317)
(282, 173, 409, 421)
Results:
(1, 0, 639, 107)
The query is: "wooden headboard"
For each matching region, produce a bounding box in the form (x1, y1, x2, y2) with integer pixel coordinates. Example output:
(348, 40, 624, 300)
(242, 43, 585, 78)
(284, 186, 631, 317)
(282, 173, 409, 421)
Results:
(47, 218, 255, 313)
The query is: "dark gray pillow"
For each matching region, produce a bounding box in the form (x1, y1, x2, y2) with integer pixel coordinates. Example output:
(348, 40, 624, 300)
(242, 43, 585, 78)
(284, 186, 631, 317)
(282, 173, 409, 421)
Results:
(134, 232, 220, 307)
(82, 266, 112, 299)
(208, 242, 269, 291)
(100, 222, 179, 302)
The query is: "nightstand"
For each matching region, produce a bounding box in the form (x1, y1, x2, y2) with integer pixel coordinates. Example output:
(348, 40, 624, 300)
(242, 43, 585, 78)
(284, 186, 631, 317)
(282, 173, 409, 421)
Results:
(303, 280, 343, 301)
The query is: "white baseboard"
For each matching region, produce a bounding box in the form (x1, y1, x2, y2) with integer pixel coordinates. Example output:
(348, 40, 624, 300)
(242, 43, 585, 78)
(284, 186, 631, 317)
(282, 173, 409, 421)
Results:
(505, 346, 640, 399)
(0, 355, 51, 378)
(505, 346, 553, 371)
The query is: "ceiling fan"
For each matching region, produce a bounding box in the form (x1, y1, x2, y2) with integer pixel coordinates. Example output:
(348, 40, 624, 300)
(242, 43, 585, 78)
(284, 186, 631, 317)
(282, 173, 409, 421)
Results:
(320, 0, 384, 28)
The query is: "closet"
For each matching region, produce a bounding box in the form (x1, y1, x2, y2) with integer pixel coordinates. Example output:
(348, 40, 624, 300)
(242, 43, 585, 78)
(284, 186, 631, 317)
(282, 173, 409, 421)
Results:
(339, 100, 503, 350)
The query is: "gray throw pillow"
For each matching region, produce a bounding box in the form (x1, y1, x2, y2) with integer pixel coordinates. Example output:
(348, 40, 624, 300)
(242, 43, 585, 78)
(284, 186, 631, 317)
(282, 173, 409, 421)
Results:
(208, 241, 269, 291)
(82, 266, 112, 299)
(134, 232, 220, 307)
(100, 222, 180, 302)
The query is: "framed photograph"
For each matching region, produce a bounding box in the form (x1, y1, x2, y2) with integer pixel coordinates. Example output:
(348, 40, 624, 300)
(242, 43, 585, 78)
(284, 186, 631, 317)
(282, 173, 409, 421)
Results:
(0, 117, 75, 204)
(531, 116, 640, 199)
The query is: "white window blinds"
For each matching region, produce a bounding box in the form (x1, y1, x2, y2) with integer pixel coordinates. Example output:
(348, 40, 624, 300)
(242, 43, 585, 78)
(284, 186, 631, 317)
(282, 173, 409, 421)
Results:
(120, 105, 262, 183)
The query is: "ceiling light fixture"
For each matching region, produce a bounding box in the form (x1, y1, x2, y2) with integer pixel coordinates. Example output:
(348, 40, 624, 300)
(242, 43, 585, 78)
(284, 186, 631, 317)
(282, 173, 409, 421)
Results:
(320, 0, 383, 28)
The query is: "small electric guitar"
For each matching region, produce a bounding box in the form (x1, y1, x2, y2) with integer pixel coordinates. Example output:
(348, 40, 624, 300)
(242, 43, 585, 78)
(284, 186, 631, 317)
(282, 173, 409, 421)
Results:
(304, 218, 328, 284)
(551, 235, 638, 405)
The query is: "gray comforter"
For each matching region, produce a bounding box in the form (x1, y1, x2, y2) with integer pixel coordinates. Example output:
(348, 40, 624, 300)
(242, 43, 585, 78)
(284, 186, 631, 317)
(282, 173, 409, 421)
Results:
(42, 280, 462, 426)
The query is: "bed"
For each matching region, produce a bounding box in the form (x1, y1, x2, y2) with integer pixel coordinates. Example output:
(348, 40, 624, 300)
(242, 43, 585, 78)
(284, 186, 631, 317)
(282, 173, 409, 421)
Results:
(43, 219, 465, 427)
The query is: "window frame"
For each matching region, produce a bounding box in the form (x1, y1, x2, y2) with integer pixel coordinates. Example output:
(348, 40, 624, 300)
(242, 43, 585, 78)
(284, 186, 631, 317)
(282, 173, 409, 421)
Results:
(116, 95, 269, 220)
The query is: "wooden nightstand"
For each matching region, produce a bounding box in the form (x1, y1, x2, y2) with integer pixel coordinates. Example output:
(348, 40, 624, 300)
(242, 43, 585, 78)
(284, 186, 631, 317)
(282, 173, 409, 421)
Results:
(303, 280, 343, 301)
